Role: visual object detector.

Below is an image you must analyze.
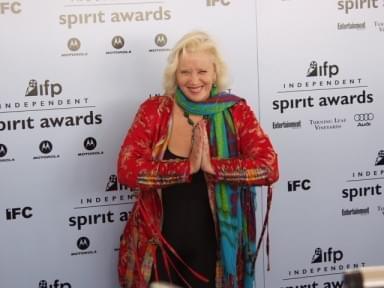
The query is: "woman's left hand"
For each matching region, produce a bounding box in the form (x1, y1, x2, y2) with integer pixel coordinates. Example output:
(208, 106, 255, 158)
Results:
(200, 120, 215, 175)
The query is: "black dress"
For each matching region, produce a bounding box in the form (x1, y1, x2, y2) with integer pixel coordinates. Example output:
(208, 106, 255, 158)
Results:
(150, 148, 217, 287)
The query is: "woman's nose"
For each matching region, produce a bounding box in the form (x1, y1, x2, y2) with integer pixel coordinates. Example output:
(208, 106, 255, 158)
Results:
(190, 72, 199, 83)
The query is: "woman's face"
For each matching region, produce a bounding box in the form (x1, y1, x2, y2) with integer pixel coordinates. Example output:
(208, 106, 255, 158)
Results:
(176, 50, 216, 102)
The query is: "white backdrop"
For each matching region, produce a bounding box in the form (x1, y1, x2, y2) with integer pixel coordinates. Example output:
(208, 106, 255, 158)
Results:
(1, 0, 383, 287)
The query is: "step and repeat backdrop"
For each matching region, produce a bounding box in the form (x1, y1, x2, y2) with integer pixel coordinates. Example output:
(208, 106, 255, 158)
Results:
(1, 0, 383, 287)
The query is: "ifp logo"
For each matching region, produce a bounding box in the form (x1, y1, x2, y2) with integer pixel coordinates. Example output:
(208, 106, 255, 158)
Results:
(306, 61, 339, 78)
(105, 174, 128, 191)
(311, 247, 343, 264)
(38, 280, 71, 288)
(25, 79, 63, 98)
(375, 150, 384, 166)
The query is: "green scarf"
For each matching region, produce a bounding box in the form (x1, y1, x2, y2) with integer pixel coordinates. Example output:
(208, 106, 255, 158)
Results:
(175, 87, 257, 287)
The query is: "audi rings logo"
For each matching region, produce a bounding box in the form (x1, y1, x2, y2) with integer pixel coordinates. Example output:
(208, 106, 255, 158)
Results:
(354, 113, 374, 121)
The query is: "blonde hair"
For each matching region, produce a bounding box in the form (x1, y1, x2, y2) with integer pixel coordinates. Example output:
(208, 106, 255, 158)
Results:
(163, 31, 229, 96)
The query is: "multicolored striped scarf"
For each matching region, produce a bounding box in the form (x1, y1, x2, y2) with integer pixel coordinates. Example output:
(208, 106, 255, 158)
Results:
(175, 87, 257, 287)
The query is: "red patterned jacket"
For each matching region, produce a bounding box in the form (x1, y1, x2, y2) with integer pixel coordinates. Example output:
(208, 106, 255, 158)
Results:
(117, 95, 279, 288)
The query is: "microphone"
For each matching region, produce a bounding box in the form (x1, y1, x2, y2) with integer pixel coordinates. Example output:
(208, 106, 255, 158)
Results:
(344, 266, 384, 288)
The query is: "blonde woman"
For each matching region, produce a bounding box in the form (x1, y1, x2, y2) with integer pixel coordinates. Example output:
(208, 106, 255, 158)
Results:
(117, 31, 279, 288)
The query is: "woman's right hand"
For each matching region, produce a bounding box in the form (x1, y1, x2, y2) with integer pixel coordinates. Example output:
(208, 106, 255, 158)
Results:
(189, 123, 203, 174)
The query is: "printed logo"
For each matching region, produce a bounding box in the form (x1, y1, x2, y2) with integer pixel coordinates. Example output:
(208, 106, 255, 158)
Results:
(337, 0, 380, 14)
(106, 36, 131, 55)
(33, 140, 58, 159)
(0, 144, 7, 157)
(207, 0, 231, 6)
(342, 207, 369, 216)
(106, 174, 118, 191)
(149, 33, 170, 52)
(375, 150, 384, 166)
(6, 207, 33, 220)
(67, 38, 81, 52)
(105, 174, 132, 192)
(25, 79, 63, 98)
(77, 236, 90, 250)
(342, 184, 382, 202)
(78, 136, 103, 157)
(0, 2, 22, 14)
(354, 113, 374, 121)
(25, 79, 38, 96)
(71, 236, 96, 256)
(374, 20, 384, 32)
(309, 117, 346, 131)
(286, 245, 365, 280)
(0, 143, 15, 162)
(112, 35, 124, 49)
(38, 280, 48, 288)
(155, 33, 167, 47)
(288, 179, 311, 192)
(62, 37, 87, 57)
(69, 211, 115, 230)
(272, 120, 301, 129)
(311, 247, 343, 264)
(354, 112, 374, 127)
(337, 22, 366, 30)
(38, 279, 72, 288)
(306, 61, 339, 78)
(39, 140, 53, 154)
(83, 137, 97, 151)
(71, 174, 135, 230)
(346, 152, 384, 201)
(1, 77, 90, 113)
(377, 205, 384, 216)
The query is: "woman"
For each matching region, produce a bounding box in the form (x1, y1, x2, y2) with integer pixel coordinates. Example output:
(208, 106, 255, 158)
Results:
(117, 31, 279, 288)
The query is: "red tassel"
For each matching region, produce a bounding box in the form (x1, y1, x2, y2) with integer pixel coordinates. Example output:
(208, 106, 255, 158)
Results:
(255, 185, 273, 270)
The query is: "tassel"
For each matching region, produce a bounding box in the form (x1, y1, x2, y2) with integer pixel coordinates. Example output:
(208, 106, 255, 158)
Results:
(255, 185, 273, 267)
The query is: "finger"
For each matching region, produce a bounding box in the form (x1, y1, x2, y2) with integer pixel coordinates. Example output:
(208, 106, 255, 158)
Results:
(198, 118, 207, 130)
(193, 124, 203, 144)
(202, 123, 209, 147)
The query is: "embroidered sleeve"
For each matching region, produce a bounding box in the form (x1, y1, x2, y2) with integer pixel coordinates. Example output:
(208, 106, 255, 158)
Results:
(117, 97, 191, 189)
(211, 101, 279, 186)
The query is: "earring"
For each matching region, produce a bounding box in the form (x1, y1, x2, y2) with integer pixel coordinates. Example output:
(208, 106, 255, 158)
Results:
(210, 83, 218, 97)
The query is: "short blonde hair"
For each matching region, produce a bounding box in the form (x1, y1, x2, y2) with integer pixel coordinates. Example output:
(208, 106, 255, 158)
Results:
(163, 31, 229, 96)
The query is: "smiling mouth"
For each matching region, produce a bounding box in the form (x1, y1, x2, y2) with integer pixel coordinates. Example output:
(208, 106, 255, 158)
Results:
(188, 86, 203, 93)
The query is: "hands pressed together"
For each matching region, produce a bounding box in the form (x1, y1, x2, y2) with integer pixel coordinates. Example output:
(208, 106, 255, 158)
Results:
(189, 120, 215, 175)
